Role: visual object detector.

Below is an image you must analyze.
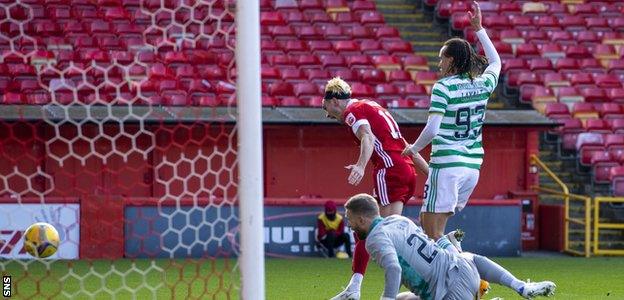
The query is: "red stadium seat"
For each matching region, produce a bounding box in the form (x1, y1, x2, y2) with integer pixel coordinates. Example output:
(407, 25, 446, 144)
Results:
(570, 3, 598, 17)
(319, 55, 347, 70)
(350, 0, 376, 13)
(509, 15, 535, 31)
(309, 12, 333, 26)
(269, 82, 294, 97)
(516, 44, 540, 59)
(607, 60, 624, 76)
(359, 69, 386, 84)
(321, 25, 347, 40)
(279, 97, 304, 107)
(606, 134, 624, 151)
(2, 93, 24, 104)
(610, 166, 624, 196)
(561, 118, 585, 151)
(284, 11, 305, 25)
(591, 151, 618, 183)
(350, 82, 375, 98)
(500, 29, 525, 45)
(333, 41, 360, 54)
(482, 15, 510, 30)
(345, 55, 373, 69)
(372, 55, 401, 70)
(529, 59, 553, 73)
(414, 72, 438, 86)
(593, 74, 622, 89)
(348, 25, 374, 40)
(306, 69, 331, 83)
(569, 73, 595, 88)
(375, 26, 400, 40)
(360, 40, 385, 55)
(585, 18, 610, 32)
(502, 58, 529, 73)
(296, 26, 322, 40)
(545, 102, 571, 120)
(359, 11, 385, 26)
(293, 82, 320, 98)
(579, 58, 604, 72)
(593, 44, 619, 61)
(387, 70, 413, 84)
(585, 119, 611, 134)
(295, 55, 321, 69)
(597, 103, 624, 119)
(307, 41, 334, 55)
(607, 89, 624, 103)
(375, 83, 401, 100)
(543, 73, 570, 89)
(580, 87, 607, 103)
(402, 55, 429, 72)
(451, 13, 471, 32)
(334, 12, 356, 24)
(281, 69, 305, 82)
(382, 41, 413, 56)
(577, 132, 605, 166)
(333, 69, 359, 81)
(611, 119, 624, 133)
(560, 15, 586, 31)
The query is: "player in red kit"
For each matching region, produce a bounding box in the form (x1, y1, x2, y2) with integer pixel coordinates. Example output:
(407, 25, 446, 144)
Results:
(322, 77, 429, 300)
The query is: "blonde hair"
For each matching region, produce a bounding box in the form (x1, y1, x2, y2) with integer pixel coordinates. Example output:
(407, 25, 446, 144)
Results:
(324, 77, 352, 96)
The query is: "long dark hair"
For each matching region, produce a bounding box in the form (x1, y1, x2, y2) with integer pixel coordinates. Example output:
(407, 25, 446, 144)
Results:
(442, 38, 488, 81)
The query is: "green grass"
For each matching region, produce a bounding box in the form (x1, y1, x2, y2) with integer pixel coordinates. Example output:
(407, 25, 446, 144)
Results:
(2, 257, 624, 299)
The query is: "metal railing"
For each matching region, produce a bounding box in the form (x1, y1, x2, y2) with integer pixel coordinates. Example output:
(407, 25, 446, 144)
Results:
(593, 197, 624, 256)
(529, 154, 592, 257)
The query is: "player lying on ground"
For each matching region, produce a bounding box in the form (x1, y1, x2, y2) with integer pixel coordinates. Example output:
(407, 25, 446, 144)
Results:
(403, 1, 500, 243)
(321, 77, 428, 300)
(344, 193, 556, 300)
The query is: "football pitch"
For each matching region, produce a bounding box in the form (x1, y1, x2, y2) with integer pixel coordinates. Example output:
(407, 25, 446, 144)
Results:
(2, 256, 623, 299)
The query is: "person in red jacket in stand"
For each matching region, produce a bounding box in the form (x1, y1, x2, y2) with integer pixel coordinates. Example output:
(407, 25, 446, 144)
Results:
(316, 200, 352, 258)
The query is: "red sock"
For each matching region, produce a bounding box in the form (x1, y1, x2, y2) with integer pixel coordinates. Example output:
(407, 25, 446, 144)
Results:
(351, 232, 369, 275)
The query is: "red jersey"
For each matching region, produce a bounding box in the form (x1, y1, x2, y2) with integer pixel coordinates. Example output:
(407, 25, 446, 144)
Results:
(342, 100, 412, 170)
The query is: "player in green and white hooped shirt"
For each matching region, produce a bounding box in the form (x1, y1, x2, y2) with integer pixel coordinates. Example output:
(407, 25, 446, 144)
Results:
(403, 1, 500, 243)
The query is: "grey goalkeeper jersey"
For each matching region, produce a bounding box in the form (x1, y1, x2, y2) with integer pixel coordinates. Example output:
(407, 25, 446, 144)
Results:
(365, 215, 458, 300)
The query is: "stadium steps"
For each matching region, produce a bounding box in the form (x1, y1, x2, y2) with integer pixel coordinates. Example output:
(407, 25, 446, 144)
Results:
(375, 0, 447, 70)
(539, 136, 624, 253)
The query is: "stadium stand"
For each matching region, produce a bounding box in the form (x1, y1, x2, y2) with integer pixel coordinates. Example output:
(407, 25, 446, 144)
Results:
(0, 0, 433, 108)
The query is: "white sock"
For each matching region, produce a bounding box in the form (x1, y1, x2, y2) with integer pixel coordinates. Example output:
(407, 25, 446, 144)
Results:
(511, 278, 526, 294)
(347, 273, 364, 291)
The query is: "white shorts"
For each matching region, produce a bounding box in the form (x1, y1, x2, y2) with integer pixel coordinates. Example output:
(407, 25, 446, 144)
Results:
(421, 167, 480, 214)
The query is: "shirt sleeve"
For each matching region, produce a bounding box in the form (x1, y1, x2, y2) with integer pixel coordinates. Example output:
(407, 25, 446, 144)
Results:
(366, 230, 402, 299)
(476, 28, 501, 93)
(344, 105, 371, 135)
(429, 83, 449, 115)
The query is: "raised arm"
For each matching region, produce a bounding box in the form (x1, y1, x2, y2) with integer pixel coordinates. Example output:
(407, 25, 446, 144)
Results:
(470, 1, 501, 79)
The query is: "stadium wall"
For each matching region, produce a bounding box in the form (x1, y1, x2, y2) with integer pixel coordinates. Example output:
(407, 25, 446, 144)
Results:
(0, 122, 539, 258)
(124, 198, 521, 258)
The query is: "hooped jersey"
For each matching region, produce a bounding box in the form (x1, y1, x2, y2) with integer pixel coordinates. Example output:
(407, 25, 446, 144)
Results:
(428, 71, 499, 170)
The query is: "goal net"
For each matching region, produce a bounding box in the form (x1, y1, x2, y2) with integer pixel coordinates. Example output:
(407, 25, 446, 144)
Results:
(0, 0, 262, 298)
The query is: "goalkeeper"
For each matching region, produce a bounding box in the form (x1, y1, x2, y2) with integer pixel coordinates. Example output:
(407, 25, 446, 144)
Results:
(344, 193, 556, 300)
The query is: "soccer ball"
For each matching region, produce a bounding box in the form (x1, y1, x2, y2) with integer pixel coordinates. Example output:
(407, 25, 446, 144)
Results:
(23, 222, 60, 258)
